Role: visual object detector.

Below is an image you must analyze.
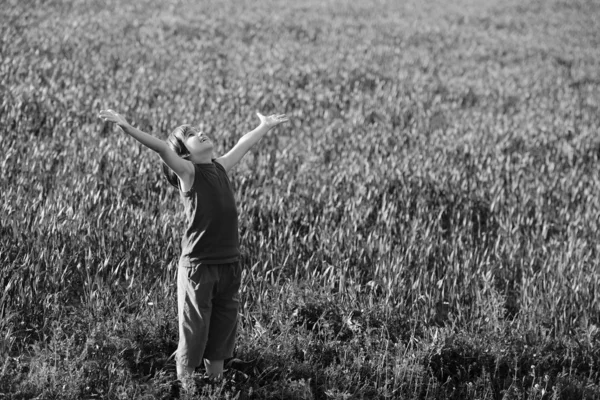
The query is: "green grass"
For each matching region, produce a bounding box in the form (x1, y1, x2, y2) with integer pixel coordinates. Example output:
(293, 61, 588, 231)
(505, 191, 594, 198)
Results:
(1, 0, 600, 398)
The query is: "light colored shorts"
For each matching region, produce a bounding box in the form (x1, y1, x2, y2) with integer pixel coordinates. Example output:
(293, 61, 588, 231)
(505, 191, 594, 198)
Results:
(176, 260, 242, 368)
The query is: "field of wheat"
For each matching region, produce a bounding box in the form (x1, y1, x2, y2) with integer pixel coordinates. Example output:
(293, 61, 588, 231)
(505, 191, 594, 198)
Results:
(1, 0, 600, 399)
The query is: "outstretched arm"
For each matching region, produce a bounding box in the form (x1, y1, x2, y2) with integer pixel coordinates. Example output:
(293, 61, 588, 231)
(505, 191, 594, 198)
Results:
(98, 109, 193, 183)
(216, 112, 289, 173)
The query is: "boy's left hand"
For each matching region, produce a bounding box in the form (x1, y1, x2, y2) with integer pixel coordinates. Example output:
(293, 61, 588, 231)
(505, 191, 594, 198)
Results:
(257, 112, 289, 128)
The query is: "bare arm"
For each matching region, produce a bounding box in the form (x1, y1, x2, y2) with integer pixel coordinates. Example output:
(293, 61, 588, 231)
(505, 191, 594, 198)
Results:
(216, 112, 289, 173)
(98, 109, 193, 184)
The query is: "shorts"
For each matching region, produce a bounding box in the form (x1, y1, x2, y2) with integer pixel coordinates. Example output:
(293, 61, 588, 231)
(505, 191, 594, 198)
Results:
(176, 260, 242, 368)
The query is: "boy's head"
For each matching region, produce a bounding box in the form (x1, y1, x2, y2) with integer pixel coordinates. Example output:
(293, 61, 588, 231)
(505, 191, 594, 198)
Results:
(167, 125, 213, 160)
(162, 124, 214, 188)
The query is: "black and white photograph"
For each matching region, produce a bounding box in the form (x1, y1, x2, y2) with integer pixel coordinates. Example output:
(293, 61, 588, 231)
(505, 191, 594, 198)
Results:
(1, 0, 599, 398)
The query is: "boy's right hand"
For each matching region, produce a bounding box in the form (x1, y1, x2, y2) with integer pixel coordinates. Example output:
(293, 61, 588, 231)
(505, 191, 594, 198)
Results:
(98, 109, 130, 129)
(256, 112, 289, 129)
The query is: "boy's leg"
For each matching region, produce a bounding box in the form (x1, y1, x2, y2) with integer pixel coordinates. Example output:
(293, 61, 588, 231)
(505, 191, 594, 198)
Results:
(203, 262, 242, 368)
(176, 262, 218, 380)
(204, 359, 224, 378)
(176, 363, 195, 379)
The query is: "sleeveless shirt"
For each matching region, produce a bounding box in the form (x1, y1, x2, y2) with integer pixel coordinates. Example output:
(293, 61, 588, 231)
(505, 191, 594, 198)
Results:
(179, 160, 240, 265)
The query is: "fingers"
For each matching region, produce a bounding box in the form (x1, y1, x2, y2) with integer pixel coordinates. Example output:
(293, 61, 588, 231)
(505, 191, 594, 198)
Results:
(256, 112, 289, 126)
(274, 114, 289, 123)
(98, 109, 121, 123)
(257, 112, 287, 119)
(98, 110, 110, 119)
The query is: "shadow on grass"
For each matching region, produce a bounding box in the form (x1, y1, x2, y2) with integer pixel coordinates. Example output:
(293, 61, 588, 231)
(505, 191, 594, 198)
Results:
(120, 320, 178, 380)
(425, 332, 600, 400)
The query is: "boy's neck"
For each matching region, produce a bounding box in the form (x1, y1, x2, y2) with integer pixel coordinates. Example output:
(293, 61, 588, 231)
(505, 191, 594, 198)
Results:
(189, 152, 213, 164)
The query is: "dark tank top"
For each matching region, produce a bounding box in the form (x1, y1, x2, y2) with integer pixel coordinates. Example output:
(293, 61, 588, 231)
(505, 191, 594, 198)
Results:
(179, 160, 240, 265)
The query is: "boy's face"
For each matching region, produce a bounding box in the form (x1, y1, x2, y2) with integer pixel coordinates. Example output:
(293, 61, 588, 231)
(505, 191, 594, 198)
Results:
(184, 127, 213, 157)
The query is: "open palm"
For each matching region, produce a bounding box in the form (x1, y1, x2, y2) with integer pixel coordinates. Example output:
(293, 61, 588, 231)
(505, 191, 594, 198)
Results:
(257, 112, 289, 128)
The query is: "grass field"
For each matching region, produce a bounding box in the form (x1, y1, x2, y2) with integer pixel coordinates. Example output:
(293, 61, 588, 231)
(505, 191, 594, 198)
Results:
(1, 0, 600, 398)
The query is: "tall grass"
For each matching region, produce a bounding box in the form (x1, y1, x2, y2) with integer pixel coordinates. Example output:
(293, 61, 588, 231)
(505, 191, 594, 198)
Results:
(1, 0, 600, 398)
